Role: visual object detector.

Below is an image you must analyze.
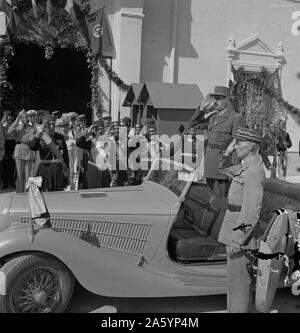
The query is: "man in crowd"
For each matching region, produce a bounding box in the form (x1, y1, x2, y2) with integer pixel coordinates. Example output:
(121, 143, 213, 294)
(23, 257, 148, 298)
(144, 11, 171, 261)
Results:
(28, 115, 69, 192)
(27, 110, 37, 127)
(101, 111, 112, 135)
(218, 127, 265, 313)
(0, 111, 15, 189)
(76, 119, 112, 189)
(66, 112, 82, 190)
(277, 119, 292, 178)
(8, 110, 36, 193)
(190, 86, 244, 197)
(259, 123, 278, 178)
(77, 114, 89, 189)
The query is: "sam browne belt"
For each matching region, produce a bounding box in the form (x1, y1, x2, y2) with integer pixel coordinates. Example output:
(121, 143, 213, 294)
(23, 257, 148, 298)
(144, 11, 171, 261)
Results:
(227, 204, 242, 212)
(207, 142, 229, 150)
(40, 159, 62, 164)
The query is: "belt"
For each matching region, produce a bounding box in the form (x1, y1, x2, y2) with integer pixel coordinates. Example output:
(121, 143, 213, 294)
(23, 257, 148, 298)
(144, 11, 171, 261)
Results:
(207, 142, 228, 150)
(227, 204, 242, 212)
(40, 159, 62, 164)
(88, 161, 97, 167)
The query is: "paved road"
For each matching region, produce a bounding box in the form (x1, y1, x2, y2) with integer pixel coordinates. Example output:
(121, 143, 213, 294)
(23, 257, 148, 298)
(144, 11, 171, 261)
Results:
(66, 282, 300, 313)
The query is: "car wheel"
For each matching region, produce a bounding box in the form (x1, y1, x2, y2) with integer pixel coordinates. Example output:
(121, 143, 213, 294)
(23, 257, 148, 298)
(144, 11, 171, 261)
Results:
(0, 254, 74, 313)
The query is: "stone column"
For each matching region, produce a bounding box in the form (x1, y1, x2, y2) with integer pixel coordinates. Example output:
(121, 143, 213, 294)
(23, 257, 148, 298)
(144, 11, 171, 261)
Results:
(225, 36, 237, 87)
(110, 0, 144, 121)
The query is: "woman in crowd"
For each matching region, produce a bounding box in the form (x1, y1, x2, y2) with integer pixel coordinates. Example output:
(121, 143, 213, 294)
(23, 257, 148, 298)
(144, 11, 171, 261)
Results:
(28, 115, 69, 192)
(8, 110, 36, 193)
(76, 119, 112, 189)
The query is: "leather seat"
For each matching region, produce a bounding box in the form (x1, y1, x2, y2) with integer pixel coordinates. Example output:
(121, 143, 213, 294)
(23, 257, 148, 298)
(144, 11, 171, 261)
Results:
(169, 229, 226, 262)
(169, 183, 227, 262)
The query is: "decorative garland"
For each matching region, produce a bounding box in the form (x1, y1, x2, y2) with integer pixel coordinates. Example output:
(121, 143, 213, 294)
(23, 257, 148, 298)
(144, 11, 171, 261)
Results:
(231, 67, 300, 128)
(0, 36, 14, 90)
(0, 0, 130, 116)
(86, 50, 105, 117)
(99, 56, 130, 92)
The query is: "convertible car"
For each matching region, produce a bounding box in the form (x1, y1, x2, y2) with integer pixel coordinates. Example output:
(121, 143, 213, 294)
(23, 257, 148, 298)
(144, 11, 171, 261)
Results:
(0, 159, 297, 313)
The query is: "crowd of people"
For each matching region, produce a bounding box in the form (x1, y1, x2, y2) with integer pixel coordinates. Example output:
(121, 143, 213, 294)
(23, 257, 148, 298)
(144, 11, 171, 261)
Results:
(0, 109, 171, 193)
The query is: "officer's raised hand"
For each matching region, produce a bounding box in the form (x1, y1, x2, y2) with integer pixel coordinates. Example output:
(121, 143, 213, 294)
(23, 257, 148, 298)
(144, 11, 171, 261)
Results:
(224, 139, 237, 156)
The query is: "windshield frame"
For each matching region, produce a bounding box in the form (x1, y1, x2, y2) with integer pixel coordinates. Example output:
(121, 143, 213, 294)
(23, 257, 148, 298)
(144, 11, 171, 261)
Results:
(143, 157, 203, 202)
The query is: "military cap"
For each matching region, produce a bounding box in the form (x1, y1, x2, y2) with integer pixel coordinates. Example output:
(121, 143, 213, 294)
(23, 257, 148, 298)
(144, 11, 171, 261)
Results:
(134, 123, 143, 129)
(147, 123, 157, 132)
(43, 114, 56, 123)
(52, 111, 61, 117)
(65, 112, 78, 119)
(111, 121, 120, 127)
(27, 109, 37, 116)
(55, 118, 69, 127)
(236, 127, 263, 144)
(93, 119, 105, 128)
(101, 111, 111, 119)
(212, 86, 230, 98)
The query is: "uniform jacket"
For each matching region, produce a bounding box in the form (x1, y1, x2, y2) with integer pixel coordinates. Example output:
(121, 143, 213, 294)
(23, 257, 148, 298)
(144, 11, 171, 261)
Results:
(218, 154, 266, 247)
(204, 107, 243, 179)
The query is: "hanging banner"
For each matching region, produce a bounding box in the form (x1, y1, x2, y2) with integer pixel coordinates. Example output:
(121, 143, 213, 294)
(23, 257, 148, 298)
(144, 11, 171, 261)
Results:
(0, 11, 7, 35)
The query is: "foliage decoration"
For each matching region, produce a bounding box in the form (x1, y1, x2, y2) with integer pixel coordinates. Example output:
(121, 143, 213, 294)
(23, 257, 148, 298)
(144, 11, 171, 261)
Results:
(230, 67, 300, 131)
(0, 36, 15, 90)
(99, 56, 130, 92)
(0, 0, 130, 115)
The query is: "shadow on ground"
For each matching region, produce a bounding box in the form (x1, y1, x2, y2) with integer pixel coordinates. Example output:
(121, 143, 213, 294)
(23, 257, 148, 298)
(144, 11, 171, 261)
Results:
(66, 282, 300, 313)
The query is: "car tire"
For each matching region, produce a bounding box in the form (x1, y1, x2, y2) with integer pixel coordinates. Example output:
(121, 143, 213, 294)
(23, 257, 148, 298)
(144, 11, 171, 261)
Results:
(0, 254, 74, 313)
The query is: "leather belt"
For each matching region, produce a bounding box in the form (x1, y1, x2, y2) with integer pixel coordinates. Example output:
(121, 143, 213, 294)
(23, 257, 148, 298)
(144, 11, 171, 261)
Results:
(227, 204, 242, 212)
(40, 159, 61, 164)
(207, 142, 228, 150)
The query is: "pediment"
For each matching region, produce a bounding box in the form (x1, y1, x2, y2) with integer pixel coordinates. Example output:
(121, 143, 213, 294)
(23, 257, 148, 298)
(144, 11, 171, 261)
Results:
(236, 34, 275, 55)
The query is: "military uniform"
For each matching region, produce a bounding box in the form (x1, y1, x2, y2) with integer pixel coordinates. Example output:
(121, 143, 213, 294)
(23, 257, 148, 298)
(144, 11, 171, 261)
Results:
(190, 86, 243, 197)
(218, 128, 265, 313)
(205, 106, 243, 196)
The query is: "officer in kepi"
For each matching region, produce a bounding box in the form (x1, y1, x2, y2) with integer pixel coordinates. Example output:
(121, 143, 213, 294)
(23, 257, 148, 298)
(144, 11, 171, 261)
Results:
(190, 86, 244, 197)
(217, 127, 265, 313)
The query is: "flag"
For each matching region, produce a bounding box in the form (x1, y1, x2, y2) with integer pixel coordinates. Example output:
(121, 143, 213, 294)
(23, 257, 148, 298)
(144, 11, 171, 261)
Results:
(86, 7, 114, 57)
(32, 0, 39, 19)
(0, 0, 20, 31)
(39, 0, 59, 39)
(0, 11, 7, 35)
(46, 0, 53, 24)
(64, 0, 76, 21)
(26, 176, 51, 241)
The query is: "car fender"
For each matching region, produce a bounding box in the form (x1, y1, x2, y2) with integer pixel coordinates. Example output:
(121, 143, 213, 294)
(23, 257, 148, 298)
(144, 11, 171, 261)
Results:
(0, 225, 192, 297)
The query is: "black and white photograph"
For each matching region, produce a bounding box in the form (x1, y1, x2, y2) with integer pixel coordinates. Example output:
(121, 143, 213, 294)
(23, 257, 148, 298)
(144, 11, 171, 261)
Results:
(0, 0, 300, 319)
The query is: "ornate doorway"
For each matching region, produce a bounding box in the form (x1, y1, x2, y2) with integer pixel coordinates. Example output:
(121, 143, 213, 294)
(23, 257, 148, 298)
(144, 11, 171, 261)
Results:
(2, 43, 92, 119)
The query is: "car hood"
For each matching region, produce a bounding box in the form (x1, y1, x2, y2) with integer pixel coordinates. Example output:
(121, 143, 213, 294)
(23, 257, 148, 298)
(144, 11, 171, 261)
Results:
(5, 183, 179, 218)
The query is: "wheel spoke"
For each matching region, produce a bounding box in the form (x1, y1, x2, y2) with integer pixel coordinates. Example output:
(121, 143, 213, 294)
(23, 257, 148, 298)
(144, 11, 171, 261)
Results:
(10, 265, 65, 313)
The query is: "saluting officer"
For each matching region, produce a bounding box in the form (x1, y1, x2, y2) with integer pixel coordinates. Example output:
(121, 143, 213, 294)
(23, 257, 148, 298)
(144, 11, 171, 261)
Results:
(190, 87, 243, 196)
(204, 86, 244, 197)
(218, 127, 265, 313)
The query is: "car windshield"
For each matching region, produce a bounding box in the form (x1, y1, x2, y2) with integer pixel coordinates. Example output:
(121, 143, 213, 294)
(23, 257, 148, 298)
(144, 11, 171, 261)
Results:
(145, 158, 199, 197)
